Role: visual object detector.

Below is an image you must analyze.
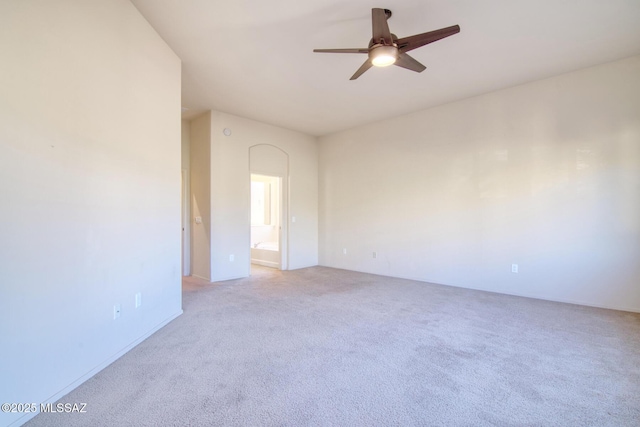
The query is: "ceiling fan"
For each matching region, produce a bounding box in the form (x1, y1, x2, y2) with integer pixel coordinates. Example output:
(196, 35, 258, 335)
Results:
(314, 8, 460, 80)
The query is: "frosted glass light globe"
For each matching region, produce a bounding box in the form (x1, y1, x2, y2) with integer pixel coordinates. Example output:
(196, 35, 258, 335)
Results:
(370, 45, 397, 67)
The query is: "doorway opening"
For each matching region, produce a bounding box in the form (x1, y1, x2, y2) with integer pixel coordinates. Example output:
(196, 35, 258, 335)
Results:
(250, 174, 282, 269)
(181, 169, 190, 276)
(249, 143, 289, 274)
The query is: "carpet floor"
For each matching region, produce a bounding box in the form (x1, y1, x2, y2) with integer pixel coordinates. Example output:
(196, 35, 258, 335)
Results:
(25, 266, 640, 426)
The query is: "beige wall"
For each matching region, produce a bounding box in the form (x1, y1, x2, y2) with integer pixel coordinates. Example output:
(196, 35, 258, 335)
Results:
(182, 119, 191, 171)
(319, 56, 640, 312)
(0, 1, 182, 426)
(208, 111, 318, 281)
(189, 113, 212, 280)
(181, 119, 191, 276)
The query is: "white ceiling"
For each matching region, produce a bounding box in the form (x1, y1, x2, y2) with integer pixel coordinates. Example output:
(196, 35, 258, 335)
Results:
(131, 0, 640, 137)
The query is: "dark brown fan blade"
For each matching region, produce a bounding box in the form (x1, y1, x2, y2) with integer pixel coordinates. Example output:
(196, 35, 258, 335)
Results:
(372, 8, 392, 45)
(313, 48, 369, 54)
(397, 25, 460, 53)
(394, 52, 426, 73)
(350, 59, 373, 80)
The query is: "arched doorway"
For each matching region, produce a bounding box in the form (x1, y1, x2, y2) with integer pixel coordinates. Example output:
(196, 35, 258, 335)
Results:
(249, 144, 289, 271)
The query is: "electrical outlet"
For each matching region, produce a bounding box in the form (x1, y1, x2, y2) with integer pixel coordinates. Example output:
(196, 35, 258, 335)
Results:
(135, 292, 142, 308)
(343, 248, 347, 255)
(229, 254, 234, 262)
(373, 251, 377, 258)
(113, 304, 121, 319)
(512, 264, 519, 273)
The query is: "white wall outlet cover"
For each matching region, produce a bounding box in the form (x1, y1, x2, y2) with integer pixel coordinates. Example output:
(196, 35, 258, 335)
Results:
(135, 293, 142, 308)
(229, 254, 234, 262)
(113, 304, 121, 319)
(511, 264, 519, 273)
(195, 216, 202, 224)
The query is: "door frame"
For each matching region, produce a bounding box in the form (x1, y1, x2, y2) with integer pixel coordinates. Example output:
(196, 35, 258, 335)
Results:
(181, 169, 191, 276)
(248, 144, 290, 272)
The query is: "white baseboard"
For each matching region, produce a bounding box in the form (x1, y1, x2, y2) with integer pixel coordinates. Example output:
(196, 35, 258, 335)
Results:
(251, 259, 279, 268)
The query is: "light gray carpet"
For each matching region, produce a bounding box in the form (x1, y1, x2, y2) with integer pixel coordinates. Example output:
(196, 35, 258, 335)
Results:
(25, 266, 640, 426)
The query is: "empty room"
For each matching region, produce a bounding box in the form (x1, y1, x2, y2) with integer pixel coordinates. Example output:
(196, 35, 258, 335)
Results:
(1, 0, 639, 426)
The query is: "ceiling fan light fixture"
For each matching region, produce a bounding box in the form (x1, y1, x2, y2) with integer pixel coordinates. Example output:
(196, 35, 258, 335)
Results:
(370, 45, 397, 67)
